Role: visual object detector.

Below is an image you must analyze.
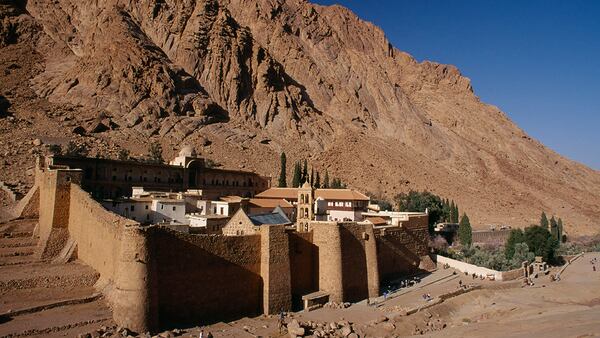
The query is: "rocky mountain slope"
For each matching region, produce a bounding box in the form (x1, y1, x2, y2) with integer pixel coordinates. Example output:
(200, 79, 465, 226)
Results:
(1, 0, 599, 234)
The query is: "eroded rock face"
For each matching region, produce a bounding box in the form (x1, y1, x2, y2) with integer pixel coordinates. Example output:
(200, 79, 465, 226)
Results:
(0, 0, 38, 47)
(2, 0, 600, 233)
(26, 0, 327, 142)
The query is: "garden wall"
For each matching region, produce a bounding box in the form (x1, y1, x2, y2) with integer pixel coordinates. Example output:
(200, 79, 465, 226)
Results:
(435, 255, 504, 280)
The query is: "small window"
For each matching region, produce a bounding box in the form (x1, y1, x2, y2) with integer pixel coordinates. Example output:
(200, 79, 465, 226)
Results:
(146, 214, 150, 220)
(220, 207, 224, 215)
(145, 205, 148, 210)
(161, 205, 164, 210)
(173, 206, 176, 211)
(131, 205, 135, 211)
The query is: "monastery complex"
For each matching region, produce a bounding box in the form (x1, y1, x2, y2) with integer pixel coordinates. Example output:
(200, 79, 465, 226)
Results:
(11, 148, 433, 333)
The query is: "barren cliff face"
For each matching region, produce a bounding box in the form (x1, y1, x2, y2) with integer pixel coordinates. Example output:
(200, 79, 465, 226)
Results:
(0, 0, 598, 234)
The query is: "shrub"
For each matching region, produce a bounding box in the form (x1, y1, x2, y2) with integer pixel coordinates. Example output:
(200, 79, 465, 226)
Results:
(505, 228, 525, 259)
(148, 142, 163, 164)
(64, 141, 88, 157)
(509, 242, 535, 268)
(430, 235, 449, 254)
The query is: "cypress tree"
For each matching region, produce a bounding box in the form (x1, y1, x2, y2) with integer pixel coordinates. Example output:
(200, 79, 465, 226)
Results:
(443, 198, 450, 221)
(314, 171, 321, 188)
(323, 170, 330, 188)
(292, 161, 302, 187)
(310, 167, 314, 187)
(454, 204, 459, 223)
(301, 159, 308, 184)
(458, 213, 472, 247)
(278, 152, 287, 187)
(557, 218, 564, 243)
(450, 200, 457, 223)
(550, 216, 559, 241)
(331, 178, 341, 189)
(540, 212, 549, 229)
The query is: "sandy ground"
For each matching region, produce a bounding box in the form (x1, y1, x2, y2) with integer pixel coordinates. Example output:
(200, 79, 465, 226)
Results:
(0, 219, 116, 338)
(0, 217, 598, 337)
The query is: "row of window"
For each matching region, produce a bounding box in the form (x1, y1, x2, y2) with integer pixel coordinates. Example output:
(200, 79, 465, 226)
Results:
(204, 178, 256, 187)
(327, 201, 353, 207)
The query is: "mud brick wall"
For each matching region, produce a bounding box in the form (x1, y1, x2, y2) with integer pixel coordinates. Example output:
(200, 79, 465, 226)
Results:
(152, 229, 263, 328)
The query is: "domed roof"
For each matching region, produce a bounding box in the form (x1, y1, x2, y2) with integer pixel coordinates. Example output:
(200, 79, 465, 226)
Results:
(179, 145, 197, 157)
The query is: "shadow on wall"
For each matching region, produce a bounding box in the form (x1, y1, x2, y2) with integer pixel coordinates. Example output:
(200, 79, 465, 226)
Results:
(376, 228, 428, 283)
(153, 230, 263, 330)
(340, 226, 369, 303)
(289, 232, 318, 311)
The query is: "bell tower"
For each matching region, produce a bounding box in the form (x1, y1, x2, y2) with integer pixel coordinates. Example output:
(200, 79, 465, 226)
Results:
(296, 182, 313, 232)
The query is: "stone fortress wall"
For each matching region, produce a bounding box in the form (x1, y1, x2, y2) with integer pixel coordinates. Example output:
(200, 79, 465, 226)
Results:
(24, 163, 431, 334)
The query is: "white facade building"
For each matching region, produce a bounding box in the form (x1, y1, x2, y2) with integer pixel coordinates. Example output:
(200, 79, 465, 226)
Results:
(103, 197, 186, 225)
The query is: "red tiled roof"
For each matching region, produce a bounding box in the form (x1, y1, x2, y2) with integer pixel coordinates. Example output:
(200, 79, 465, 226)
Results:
(255, 187, 370, 201)
(255, 188, 300, 199)
(249, 198, 293, 208)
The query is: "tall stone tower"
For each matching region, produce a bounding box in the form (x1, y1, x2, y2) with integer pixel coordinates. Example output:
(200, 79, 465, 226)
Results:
(296, 182, 313, 232)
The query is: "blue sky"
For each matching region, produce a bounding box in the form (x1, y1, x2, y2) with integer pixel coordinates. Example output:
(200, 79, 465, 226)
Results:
(313, 0, 600, 170)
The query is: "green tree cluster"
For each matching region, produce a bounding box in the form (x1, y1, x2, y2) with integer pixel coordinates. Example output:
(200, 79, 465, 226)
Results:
(394, 190, 452, 234)
(505, 228, 525, 260)
(524, 225, 559, 262)
(440, 199, 459, 223)
(330, 177, 346, 189)
(540, 211, 565, 244)
(505, 225, 559, 263)
(288, 158, 332, 189)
